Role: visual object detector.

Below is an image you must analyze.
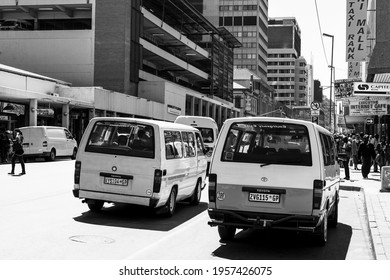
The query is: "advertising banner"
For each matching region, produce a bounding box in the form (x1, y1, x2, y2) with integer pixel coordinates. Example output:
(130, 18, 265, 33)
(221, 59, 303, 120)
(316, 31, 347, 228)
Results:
(349, 99, 388, 116)
(334, 78, 361, 99)
(346, 0, 367, 61)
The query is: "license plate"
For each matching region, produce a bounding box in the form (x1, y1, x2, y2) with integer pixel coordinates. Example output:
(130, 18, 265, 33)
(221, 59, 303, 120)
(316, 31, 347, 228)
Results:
(249, 193, 280, 203)
(104, 177, 128, 186)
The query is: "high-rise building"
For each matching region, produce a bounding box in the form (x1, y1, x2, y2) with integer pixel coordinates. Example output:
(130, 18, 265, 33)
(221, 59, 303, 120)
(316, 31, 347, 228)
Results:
(188, 0, 269, 81)
(267, 17, 308, 107)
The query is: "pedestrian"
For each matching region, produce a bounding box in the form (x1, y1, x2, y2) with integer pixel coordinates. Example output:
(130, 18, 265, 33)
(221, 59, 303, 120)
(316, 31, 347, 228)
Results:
(0, 128, 8, 163)
(358, 135, 376, 179)
(341, 136, 352, 180)
(375, 136, 387, 171)
(8, 129, 26, 175)
(385, 140, 390, 166)
(351, 134, 359, 170)
(373, 134, 380, 172)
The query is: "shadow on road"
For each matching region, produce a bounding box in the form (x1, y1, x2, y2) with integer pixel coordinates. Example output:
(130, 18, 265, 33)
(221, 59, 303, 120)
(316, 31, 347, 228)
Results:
(73, 202, 208, 231)
(212, 223, 352, 260)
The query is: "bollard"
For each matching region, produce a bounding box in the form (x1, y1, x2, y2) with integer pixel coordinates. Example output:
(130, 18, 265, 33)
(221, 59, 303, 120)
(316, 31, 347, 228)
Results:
(380, 166, 390, 192)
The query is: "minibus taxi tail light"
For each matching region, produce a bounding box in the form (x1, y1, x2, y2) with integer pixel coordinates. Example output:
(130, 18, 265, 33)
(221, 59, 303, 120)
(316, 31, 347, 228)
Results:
(43, 140, 48, 147)
(208, 173, 217, 202)
(313, 179, 325, 209)
(74, 160, 81, 185)
(153, 169, 163, 193)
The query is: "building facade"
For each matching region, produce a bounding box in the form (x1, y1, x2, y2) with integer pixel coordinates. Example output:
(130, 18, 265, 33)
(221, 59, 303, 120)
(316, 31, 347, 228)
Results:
(189, 0, 269, 82)
(267, 17, 308, 108)
(0, 0, 243, 135)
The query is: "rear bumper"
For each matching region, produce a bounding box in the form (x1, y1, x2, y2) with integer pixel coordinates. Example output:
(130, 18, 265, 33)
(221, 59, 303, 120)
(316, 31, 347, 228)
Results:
(23, 152, 50, 158)
(75, 189, 157, 207)
(208, 208, 321, 232)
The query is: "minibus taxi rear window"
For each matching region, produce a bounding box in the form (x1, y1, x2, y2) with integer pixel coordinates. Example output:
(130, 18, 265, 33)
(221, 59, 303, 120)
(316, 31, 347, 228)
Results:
(221, 122, 312, 166)
(85, 121, 154, 158)
(197, 127, 214, 143)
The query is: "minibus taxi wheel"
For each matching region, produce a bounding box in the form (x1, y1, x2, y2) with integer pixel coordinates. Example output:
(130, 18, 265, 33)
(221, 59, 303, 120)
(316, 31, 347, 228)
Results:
(190, 179, 202, 206)
(71, 148, 77, 160)
(45, 148, 56, 161)
(218, 225, 236, 241)
(328, 196, 339, 228)
(87, 200, 104, 213)
(163, 187, 177, 217)
(314, 209, 328, 246)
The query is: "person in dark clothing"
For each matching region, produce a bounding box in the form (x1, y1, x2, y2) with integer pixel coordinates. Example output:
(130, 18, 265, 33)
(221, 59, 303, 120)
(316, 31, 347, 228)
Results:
(0, 128, 9, 163)
(341, 136, 352, 180)
(8, 129, 26, 175)
(357, 135, 376, 179)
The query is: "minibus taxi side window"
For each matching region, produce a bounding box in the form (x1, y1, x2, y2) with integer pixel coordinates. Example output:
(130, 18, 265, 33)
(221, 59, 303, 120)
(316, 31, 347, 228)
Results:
(329, 136, 337, 164)
(182, 132, 196, 158)
(164, 131, 183, 159)
(319, 133, 331, 166)
(195, 132, 205, 156)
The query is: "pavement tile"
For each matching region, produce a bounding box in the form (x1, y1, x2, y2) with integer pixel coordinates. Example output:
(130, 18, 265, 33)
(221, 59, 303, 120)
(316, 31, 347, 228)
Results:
(341, 166, 390, 260)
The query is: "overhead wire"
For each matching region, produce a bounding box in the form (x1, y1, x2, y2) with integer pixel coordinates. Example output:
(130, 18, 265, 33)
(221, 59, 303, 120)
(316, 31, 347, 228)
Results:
(314, 0, 329, 66)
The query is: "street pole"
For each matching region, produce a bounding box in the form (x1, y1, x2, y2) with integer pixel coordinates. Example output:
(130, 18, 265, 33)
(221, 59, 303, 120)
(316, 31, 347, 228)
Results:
(323, 33, 334, 132)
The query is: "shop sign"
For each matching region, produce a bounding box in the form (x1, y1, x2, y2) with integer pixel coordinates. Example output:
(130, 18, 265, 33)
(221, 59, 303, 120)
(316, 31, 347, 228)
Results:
(167, 104, 181, 116)
(353, 82, 390, 96)
(349, 99, 388, 116)
(37, 108, 54, 117)
(0, 115, 9, 121)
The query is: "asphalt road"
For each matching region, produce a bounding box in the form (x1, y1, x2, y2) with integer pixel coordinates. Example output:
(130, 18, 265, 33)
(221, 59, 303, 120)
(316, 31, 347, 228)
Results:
(0, 159, 374, 260)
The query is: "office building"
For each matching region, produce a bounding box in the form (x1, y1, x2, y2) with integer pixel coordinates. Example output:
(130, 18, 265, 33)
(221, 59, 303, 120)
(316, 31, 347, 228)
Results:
(267, 17, 308, 107)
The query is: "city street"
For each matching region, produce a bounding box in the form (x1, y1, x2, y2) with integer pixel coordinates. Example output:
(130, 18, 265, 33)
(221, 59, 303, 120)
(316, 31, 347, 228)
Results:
(0, 159, 374, 260)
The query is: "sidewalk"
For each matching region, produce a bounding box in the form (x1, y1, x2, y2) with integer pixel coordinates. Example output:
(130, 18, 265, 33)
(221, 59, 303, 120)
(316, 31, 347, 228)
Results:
(340, 165, 390, 260)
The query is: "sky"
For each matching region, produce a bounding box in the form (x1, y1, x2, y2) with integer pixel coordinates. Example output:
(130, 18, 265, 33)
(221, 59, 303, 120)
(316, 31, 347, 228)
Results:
(268, 0, 348, 98)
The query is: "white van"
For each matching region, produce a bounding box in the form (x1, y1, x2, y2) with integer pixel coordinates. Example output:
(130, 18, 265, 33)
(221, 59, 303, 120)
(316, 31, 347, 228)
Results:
(73, 117, 208, 216)
(174, 116, 218, 170)
(207, 117, 340, 245)
(19, 126, 78, 161)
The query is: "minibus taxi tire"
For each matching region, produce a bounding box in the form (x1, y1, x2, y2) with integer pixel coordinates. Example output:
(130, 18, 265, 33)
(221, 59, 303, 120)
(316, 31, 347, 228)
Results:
(71, 148, 78, 160)
(45, 149, 56, 161)
(328, 199, 339, 228)
(218, 225, 236, 241)
(87, 200, 104, 213)
(190, 180, 202, 206)
(164, 188, 177, 217)
(314, 209, 328, 246)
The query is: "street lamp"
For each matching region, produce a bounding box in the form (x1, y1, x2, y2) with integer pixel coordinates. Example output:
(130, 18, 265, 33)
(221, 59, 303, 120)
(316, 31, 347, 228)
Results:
(323, 33, 334, 132)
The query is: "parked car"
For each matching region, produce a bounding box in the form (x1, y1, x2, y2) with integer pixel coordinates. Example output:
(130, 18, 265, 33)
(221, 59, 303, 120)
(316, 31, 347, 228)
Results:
(207, 117, 340, 245)
(0, 19, 32, 30)
(18, 126, 78, 161)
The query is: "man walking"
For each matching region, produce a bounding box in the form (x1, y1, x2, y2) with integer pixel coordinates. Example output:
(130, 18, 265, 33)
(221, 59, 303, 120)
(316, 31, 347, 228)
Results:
(358, 135, 376, 179)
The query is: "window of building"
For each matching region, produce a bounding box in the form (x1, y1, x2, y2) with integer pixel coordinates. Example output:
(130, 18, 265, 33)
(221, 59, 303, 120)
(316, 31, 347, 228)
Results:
(224, 17, 232, 26)
(243, 16, 256, 26)
(234, 16, 242, 26)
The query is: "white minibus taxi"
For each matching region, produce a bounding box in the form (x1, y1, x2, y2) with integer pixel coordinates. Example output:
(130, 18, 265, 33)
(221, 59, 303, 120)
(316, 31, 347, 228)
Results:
(208, 117, 340, 245)
(175, 116, 218, 171)
(73, 117, 208, 217)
